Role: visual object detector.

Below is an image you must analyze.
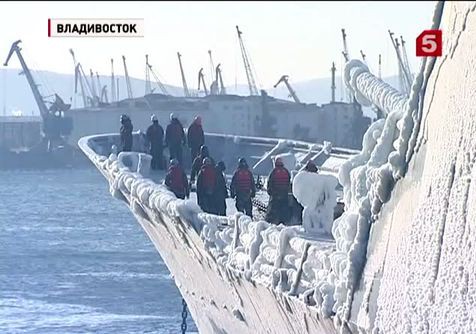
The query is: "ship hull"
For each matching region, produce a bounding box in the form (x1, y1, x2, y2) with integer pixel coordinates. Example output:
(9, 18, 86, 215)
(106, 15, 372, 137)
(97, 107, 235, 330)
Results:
(79, 133, 358, 333)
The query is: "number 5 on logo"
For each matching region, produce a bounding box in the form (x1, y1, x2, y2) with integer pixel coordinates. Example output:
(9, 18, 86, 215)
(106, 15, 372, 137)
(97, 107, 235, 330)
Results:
(416, 30, 442, 57)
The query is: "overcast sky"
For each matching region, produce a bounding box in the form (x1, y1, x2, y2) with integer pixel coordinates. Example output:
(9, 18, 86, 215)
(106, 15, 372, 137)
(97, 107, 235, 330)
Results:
(1, 1, 436, 88)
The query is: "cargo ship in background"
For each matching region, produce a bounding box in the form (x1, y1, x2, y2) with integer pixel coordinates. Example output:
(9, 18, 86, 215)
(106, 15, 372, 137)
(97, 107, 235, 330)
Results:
(1, 26, 374, 169)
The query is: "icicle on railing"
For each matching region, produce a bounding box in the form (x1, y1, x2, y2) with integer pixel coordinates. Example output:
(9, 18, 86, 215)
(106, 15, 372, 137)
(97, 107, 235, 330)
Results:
(344, 59, 408, 117)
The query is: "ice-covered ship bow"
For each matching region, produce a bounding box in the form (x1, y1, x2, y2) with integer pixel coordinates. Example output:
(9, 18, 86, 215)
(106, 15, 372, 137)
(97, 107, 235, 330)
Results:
(79, 2, 476, 332)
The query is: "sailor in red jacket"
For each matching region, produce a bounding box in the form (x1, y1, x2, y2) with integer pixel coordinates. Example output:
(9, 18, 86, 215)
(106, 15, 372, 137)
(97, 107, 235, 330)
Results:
(187, 115, 205, 163)
(266, 157, 291, 225)
(230, 158, 256, 218)
(164, 159, 190, 200)
(165, 113, 186, 166)
(196, 157, 217, 214)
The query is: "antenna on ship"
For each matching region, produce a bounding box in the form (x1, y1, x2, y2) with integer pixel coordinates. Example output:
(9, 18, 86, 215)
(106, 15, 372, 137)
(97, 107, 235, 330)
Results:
(236, 25, 259, 96)
(177, 52, 191, 98)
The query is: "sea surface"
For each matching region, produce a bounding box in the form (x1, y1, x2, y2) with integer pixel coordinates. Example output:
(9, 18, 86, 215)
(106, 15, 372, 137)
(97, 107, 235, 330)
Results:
(0, 168, 198, 334)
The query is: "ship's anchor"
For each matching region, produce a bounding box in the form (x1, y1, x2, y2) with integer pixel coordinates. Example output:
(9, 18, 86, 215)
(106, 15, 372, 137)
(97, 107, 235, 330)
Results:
(181, 298, 188, 333)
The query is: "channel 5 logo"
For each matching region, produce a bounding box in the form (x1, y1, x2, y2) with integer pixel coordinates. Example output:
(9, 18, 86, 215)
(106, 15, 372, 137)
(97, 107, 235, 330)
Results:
(416, 30, 442, 57)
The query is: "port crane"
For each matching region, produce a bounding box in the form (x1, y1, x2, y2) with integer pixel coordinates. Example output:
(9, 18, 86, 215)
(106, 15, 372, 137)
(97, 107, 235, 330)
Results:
(400, 36, 414, 84)
(122, 55, 133, 99)
(110, 58, 116, 102)
(273, 75, 301, 104)
(341, 28, 350, 62)
(145, 55, 169, 95)
(198, 68, 209, 96)
(388, 30, 412, 95)
(4, 40, 72, 150)
(177, 52, 191, 97)
(208, 50, 215, 82)
(360, 50, 367, 63)
(236, 25, 259, 96)
(70, 49, 95, 107)
(341, 28, 354, 102)
(96, 72, 108, 104)
(145, 54, 152, 95)
(89, 69, 99, 103)
(216, 64, 226, 95)
(95, 72, 108, 104)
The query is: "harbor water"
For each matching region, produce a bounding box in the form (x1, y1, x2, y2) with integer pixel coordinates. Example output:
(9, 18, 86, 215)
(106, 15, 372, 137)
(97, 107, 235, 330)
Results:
(0, 168, 197, 334)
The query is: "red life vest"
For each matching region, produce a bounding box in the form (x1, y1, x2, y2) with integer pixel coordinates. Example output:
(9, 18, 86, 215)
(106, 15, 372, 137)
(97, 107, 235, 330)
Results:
(271, 167, 290, 192)
(200, 165, 216, 192)
(235, 169, 253, 192)
(168, 165, 185, 193)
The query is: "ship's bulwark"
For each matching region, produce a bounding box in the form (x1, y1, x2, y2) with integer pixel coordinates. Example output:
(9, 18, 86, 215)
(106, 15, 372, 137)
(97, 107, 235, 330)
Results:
(80, 133, 350, 334)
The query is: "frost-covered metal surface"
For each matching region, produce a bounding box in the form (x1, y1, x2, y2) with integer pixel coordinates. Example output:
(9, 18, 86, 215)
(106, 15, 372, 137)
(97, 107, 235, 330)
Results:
(79, 133, 360, 333)
(336, 2, 476, 333)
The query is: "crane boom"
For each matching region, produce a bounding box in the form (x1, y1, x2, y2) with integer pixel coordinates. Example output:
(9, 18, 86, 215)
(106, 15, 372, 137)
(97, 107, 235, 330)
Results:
(273, 75, 300, 104)
(122, 55, 133, 99)
(177, 52, 190, 97)
(70, 49, 86, 107)
(4, 40, 49, 118)
(341, 28, 350, 62)
(208, 50, 215, 81)
(360, 50, 366, 63)
(145, 54, 151, 95)
(236, 25, 259, 96)
(400, 36, 414, 84)
(90, 69, 98, 100)
(341, 28, 353, 102)
(198, 68, 209, 96)
(148, 64, 170, 95)
(216, 64, 226, 95)
(388, 30, 411, 94)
